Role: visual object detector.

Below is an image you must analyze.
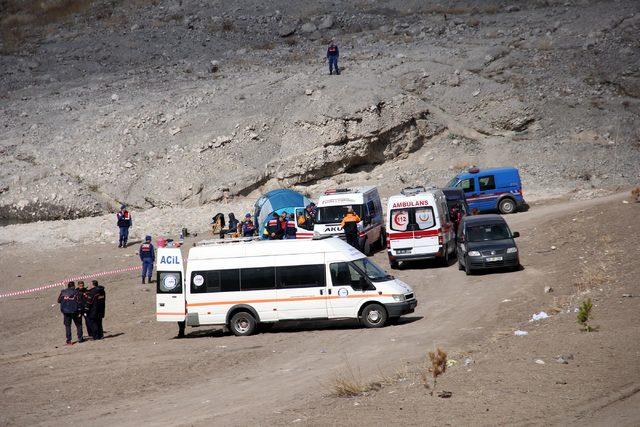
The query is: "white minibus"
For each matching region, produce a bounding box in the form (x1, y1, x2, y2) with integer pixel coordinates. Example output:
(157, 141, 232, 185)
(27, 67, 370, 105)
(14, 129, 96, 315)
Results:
(156, 237, 417, 336)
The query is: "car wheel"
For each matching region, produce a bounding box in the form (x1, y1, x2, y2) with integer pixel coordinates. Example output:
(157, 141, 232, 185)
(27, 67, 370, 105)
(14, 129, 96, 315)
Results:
(498, 198, 516, 214)
(390, 259, 399, 269)
(464, 257, 472, 276)
(361, 304, 388, 328)
(229, 311, 257, 336)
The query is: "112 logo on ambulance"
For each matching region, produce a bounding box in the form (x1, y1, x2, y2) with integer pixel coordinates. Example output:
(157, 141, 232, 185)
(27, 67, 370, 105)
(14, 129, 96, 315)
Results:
(392, 210, 409, 231)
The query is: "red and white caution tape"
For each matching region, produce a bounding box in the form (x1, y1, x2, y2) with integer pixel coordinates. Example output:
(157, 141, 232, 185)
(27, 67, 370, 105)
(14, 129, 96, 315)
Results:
(0, 265, 141, 299)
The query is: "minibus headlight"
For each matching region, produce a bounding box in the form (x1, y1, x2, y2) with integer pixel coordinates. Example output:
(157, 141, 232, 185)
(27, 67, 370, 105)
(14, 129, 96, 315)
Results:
(507, 247, 518, 253)
(392, 294, 406, 302)
(468, 251, 481, 257)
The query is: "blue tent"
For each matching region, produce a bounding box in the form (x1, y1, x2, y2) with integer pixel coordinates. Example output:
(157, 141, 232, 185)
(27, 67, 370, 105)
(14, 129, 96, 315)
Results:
(254, 189, 312, 236)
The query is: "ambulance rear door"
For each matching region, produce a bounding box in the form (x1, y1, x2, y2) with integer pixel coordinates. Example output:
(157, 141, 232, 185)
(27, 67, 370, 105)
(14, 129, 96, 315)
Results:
(388, 206, 414, 255)
(411, 205, 440, 255)
(156, 247, 186, 322)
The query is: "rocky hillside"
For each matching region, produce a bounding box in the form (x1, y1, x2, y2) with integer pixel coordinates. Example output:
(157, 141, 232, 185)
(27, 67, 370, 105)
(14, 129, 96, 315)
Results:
(1, 0, 639, 222)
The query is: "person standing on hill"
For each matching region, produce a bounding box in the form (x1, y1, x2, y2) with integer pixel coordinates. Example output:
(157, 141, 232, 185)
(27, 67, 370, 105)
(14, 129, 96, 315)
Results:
(340, 206, 361, 249)
(58, 281, 84, 345)
(325, 40, 340, 75)
(139, 235, 155, 284)
(116, 204, 132, 248)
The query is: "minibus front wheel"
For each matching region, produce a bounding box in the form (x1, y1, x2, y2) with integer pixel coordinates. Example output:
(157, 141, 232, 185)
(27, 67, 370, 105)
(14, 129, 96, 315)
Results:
(360, 303, 388, 328)
(229, 311, 257, 336)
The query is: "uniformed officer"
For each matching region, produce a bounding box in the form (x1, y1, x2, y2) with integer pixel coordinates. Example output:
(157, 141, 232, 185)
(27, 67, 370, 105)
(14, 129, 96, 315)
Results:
(57, 281, 84, 345)
(86, 280, 106, 340)
(116, 204, 132, 248)
(340, 206, 361, 249)
(139, 235, 155, 284)
(76, 281, 92, 337)
(285, 213, 297, 239)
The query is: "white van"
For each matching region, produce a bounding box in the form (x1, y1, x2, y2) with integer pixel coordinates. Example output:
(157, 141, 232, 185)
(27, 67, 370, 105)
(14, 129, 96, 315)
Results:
(386, 187, 456, 269)
(155, 237, 417, 336)
(313, 187, 384, 255)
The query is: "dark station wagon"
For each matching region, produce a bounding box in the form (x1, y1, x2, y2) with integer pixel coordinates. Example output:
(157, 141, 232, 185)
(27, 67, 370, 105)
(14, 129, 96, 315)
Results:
(456, 214, 521, 275)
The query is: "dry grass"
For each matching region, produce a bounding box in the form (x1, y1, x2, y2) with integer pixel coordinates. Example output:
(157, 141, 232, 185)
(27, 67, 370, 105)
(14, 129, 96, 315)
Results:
(537, 38, 554, 51)
(632, 186, 640, 202)
(222, 19, 234, 32)
(574, 264, 608, 293)
(328, 363, 375, 397)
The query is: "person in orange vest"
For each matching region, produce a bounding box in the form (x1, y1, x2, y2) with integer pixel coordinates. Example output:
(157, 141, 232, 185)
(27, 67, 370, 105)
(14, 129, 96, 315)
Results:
(340, 206, 361, 249)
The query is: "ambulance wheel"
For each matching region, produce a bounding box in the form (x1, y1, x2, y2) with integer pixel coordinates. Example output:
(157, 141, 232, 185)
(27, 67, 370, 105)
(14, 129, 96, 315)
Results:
(498, 198, 516, 214)
(363, 239, 372, 256)
(440, 245, 450, 266)
(229, 311, 257, 336)
(378, 231, 387, 250)
(361, 304, 388, 328)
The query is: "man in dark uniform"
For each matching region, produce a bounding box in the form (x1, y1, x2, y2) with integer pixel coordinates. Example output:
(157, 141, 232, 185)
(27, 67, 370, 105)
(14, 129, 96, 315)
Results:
(325, 41, 340, 75)
(265, 212, 284, 240)
(340, 206, 361, 249)
(116, 204, 132, 248)
(86, 280, 106, 340)
(76, 281, 92, 337)
(57, 281, 83, 345)
(139, 235, 155, 284)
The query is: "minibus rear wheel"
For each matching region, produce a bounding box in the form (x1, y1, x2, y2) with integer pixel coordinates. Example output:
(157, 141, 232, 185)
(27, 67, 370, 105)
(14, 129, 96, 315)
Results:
(361, 303, 388, 328)
(229, 311, 257, 336)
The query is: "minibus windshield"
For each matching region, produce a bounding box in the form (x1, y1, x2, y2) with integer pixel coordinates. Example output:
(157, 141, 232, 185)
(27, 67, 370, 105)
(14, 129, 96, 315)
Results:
(316, 205, 364, 224)
(352, 258, 393, 282)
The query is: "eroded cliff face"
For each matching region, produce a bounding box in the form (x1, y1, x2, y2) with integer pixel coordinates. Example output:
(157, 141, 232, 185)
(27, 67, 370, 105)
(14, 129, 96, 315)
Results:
(1, 0, 638, 222)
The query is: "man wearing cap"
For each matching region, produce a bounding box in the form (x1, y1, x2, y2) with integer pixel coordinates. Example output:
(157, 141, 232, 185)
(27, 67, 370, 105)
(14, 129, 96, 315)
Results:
(241, 213, 256, 237)
(139, 235, 155, 284)
(57, 281, 84, 345)
(116, 204, 132, 248)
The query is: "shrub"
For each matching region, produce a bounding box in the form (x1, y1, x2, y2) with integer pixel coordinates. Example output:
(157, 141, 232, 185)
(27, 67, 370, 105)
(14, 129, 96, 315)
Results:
(577, 298, 595, 332)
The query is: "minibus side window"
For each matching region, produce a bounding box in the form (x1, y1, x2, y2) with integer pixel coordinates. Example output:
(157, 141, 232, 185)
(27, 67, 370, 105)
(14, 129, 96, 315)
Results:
(157, 272, 182, 294)
(277, 265, 325, 288)
(241, 267, 276, 291)
(190, 269, 240, 293)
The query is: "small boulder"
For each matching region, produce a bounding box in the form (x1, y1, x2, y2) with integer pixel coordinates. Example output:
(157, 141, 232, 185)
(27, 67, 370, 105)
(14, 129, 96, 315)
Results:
(300, 22, 317, 33)
(278, 25, 296, 37)
(318, 15, 334, 30)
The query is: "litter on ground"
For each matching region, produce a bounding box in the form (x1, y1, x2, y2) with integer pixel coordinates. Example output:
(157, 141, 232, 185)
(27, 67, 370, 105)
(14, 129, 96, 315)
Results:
(514, 330, 529, 336)
(531, 311, 549, 321)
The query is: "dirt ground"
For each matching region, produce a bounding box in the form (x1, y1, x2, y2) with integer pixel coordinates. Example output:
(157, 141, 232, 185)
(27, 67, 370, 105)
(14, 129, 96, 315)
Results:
(0, 193, 639, 426)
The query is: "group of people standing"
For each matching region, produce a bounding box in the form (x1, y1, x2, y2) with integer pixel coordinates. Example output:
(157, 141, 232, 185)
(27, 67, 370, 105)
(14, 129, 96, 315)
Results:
(57, 280, 105, 345)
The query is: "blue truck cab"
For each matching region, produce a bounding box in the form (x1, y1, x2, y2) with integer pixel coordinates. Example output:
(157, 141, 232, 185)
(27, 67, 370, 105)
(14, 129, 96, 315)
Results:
(445, 167, 526, 214)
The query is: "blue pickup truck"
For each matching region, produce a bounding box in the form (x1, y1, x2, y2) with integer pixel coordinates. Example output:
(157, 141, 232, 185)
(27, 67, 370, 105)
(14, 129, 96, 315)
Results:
(445, 167, 526, 214)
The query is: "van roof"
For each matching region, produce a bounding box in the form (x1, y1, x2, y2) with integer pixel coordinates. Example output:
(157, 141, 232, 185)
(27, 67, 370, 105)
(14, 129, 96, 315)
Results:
(457, 167, 518, 179)
(388, 188, 443, 201)
(320, 186, 377, 196)
(188, 237, 360, 260)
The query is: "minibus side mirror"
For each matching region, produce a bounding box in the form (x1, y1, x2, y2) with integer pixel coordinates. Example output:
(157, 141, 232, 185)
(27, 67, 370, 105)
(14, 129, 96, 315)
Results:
(512, 231, 520, 238)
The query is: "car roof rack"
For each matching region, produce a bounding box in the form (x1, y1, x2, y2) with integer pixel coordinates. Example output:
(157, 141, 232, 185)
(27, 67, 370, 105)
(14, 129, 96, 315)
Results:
(401, 186, 426, 196)
(194, 236, 262, 247)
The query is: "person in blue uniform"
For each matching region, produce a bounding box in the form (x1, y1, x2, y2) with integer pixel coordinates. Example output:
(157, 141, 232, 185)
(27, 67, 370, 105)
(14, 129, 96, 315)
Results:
(139, 235, 155, 284)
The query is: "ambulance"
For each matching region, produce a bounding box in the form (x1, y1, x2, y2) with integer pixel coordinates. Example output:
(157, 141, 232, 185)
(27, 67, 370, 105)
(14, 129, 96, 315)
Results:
(313, 187, 384, 255)
(386, 187, 456, 269)
(155, 237, 417, 336)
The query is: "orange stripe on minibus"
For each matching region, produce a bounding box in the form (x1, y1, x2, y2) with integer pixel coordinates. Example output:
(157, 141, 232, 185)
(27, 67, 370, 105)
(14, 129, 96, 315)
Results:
(187, 294, 395, 307)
